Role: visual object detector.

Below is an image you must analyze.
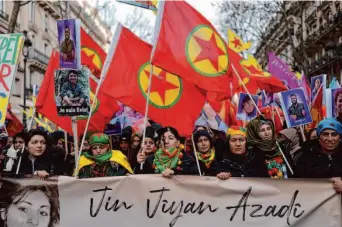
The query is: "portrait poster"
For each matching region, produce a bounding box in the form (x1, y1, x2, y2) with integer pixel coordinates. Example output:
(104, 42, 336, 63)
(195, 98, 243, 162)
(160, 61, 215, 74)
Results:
(0, 33, 24, 127)
(310, 74, 326, 102)
(279, 88, 312, 128)
(54, 67, 90, 116)
(57, 19, 81, 69)
(237, 93, 259, 121)
(326, 87, 342, 118)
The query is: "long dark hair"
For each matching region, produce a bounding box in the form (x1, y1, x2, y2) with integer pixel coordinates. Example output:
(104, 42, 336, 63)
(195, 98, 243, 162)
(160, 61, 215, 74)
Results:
(0, 180, 60, 227)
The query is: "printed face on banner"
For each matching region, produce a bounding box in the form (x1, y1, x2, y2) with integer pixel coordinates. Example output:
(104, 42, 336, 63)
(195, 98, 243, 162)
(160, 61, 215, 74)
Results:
(331, 88, 342, 118)
(0, 33, 23, 127)
(57, 19, 79, 69)
(279, 88, 312, 128)
(0, 179, 60, 227)
(54, 67, 90, 116)
(310, 74, 326, 102)
(237, 93, 258, 121)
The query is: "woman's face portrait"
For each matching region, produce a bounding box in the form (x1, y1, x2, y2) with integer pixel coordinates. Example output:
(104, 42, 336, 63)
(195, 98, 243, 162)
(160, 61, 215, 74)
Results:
(28, 135, 47, 157)
(162, 131, 180, 150)
(335, 94, 342, 116)
(229, 135, 246, 155)
(2, 190, 51, 227)
(242, 99, 254, 114)
(258, 124, 273, 141)
(143, 138, 155, 154)
(68, 72, 78, 85)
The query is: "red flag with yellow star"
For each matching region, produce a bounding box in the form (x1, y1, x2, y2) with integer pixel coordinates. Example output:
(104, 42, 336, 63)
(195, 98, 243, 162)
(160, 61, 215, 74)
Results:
(151, 0, 231, 94)
(227, 29, 252, 53)
(35, 50, 120, 135)
(81, 28, 106, 78)
(102, 25, 205, 136)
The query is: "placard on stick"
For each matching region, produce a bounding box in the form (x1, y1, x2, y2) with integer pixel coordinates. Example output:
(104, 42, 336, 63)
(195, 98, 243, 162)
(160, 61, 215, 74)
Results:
(57, 19, 81, 69)
(54, 67, 90, 116)
(279, 88, 312, 128)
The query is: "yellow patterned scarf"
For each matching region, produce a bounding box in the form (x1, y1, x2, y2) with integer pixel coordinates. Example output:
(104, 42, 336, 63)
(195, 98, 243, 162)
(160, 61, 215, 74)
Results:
(197, 148, 215, 169)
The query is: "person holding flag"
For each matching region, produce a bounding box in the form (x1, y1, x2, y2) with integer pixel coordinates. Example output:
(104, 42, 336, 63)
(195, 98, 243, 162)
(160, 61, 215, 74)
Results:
(77, 133, 133, 178)
(135, 127, 199, 177)
(246, 116, 295, 178)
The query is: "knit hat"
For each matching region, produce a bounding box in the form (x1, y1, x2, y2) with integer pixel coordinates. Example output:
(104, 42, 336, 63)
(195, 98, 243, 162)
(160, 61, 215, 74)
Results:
(317, 118, 342, 137)
(145, 126, 157, 141)
(227, 126, 247, 138)
(194, 130, 213, 147)
(89, 133, 110, 146)
(119, 133, 130, 143)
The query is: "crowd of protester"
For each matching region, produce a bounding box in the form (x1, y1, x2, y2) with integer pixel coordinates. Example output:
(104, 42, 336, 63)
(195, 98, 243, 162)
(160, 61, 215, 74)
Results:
(1, 116, 342, 193)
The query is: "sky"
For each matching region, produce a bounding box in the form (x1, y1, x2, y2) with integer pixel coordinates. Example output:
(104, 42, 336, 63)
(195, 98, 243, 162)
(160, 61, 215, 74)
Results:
(112, 0, 221, 28)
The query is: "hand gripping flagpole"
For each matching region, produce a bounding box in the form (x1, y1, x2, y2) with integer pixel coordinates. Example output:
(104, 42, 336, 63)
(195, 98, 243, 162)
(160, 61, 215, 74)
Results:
(74, 24, 123, 178)
(231, 64, 294, 175)
(16, 107, 36, 175)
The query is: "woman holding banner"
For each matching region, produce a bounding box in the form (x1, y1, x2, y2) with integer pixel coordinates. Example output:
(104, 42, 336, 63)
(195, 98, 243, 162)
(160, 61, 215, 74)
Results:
(77, 133, 133, 178)
(296, 118, 342, 181)
(135, 126, 199, 177)
(246, 116, 295, 179)
(0, 180, 60, 227)
(217, 126, 268, 178)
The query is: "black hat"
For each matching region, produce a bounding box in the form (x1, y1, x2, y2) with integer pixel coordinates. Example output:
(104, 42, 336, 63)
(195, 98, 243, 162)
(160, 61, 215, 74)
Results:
(145, 126, 157, 141)
(120, 133, 130, 142)
(194, 130, 213, 147)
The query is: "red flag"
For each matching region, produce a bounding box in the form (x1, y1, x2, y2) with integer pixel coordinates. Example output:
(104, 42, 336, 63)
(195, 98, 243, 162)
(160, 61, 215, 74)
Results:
(102, 25, 206, 136)
(35, 50, 120, 135)
(229, 48, 287, 95)
(151, 0, 231, 94)
(309, 85, 323, 128)
(81, 28, 106, 78)
(6, 109, 23, 136)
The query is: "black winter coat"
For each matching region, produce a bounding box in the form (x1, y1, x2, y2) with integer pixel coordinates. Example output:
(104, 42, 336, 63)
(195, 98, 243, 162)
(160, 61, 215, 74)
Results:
(217, 150, 269, 177)
(12, 150, 51, 175)
(296, 140, 342, 178)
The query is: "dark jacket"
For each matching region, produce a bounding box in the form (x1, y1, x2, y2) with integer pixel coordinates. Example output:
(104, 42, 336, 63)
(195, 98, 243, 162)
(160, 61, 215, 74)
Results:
(11, 150, 51, 175)
(218, 149, 269, 177)
(135, 149, 199, 175)
(296, 140, 342, 178)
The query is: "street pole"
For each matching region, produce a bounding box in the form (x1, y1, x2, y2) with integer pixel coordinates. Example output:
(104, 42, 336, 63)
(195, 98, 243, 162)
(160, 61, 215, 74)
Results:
(23, 57, 27, 129)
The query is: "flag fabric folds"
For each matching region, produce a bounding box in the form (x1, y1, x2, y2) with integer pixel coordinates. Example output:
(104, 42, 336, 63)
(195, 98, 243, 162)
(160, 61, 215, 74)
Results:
(102, 24, 206, 136)
(151, 0, 231, 94)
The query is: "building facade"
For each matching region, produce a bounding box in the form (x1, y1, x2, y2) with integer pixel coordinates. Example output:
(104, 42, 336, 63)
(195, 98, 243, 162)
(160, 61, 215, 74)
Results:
(255, 1, 342, 84)
(0, 0, 113, 126)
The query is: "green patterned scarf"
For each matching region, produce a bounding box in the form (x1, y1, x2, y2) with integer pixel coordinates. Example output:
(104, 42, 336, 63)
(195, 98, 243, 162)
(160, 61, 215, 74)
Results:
(153, 148, 181, 173)
(84, 151, 112, 164)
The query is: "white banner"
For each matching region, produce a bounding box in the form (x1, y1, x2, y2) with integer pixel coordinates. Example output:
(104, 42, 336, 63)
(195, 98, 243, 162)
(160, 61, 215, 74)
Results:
(0, 176, 341, 227)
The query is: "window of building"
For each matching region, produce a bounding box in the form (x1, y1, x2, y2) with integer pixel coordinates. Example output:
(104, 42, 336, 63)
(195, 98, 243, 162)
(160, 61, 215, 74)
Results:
(29, 1, 35, 22)
(0, 1, 4, 12)
(44, 14, 48, 32)
(31, 34, 35, 49)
